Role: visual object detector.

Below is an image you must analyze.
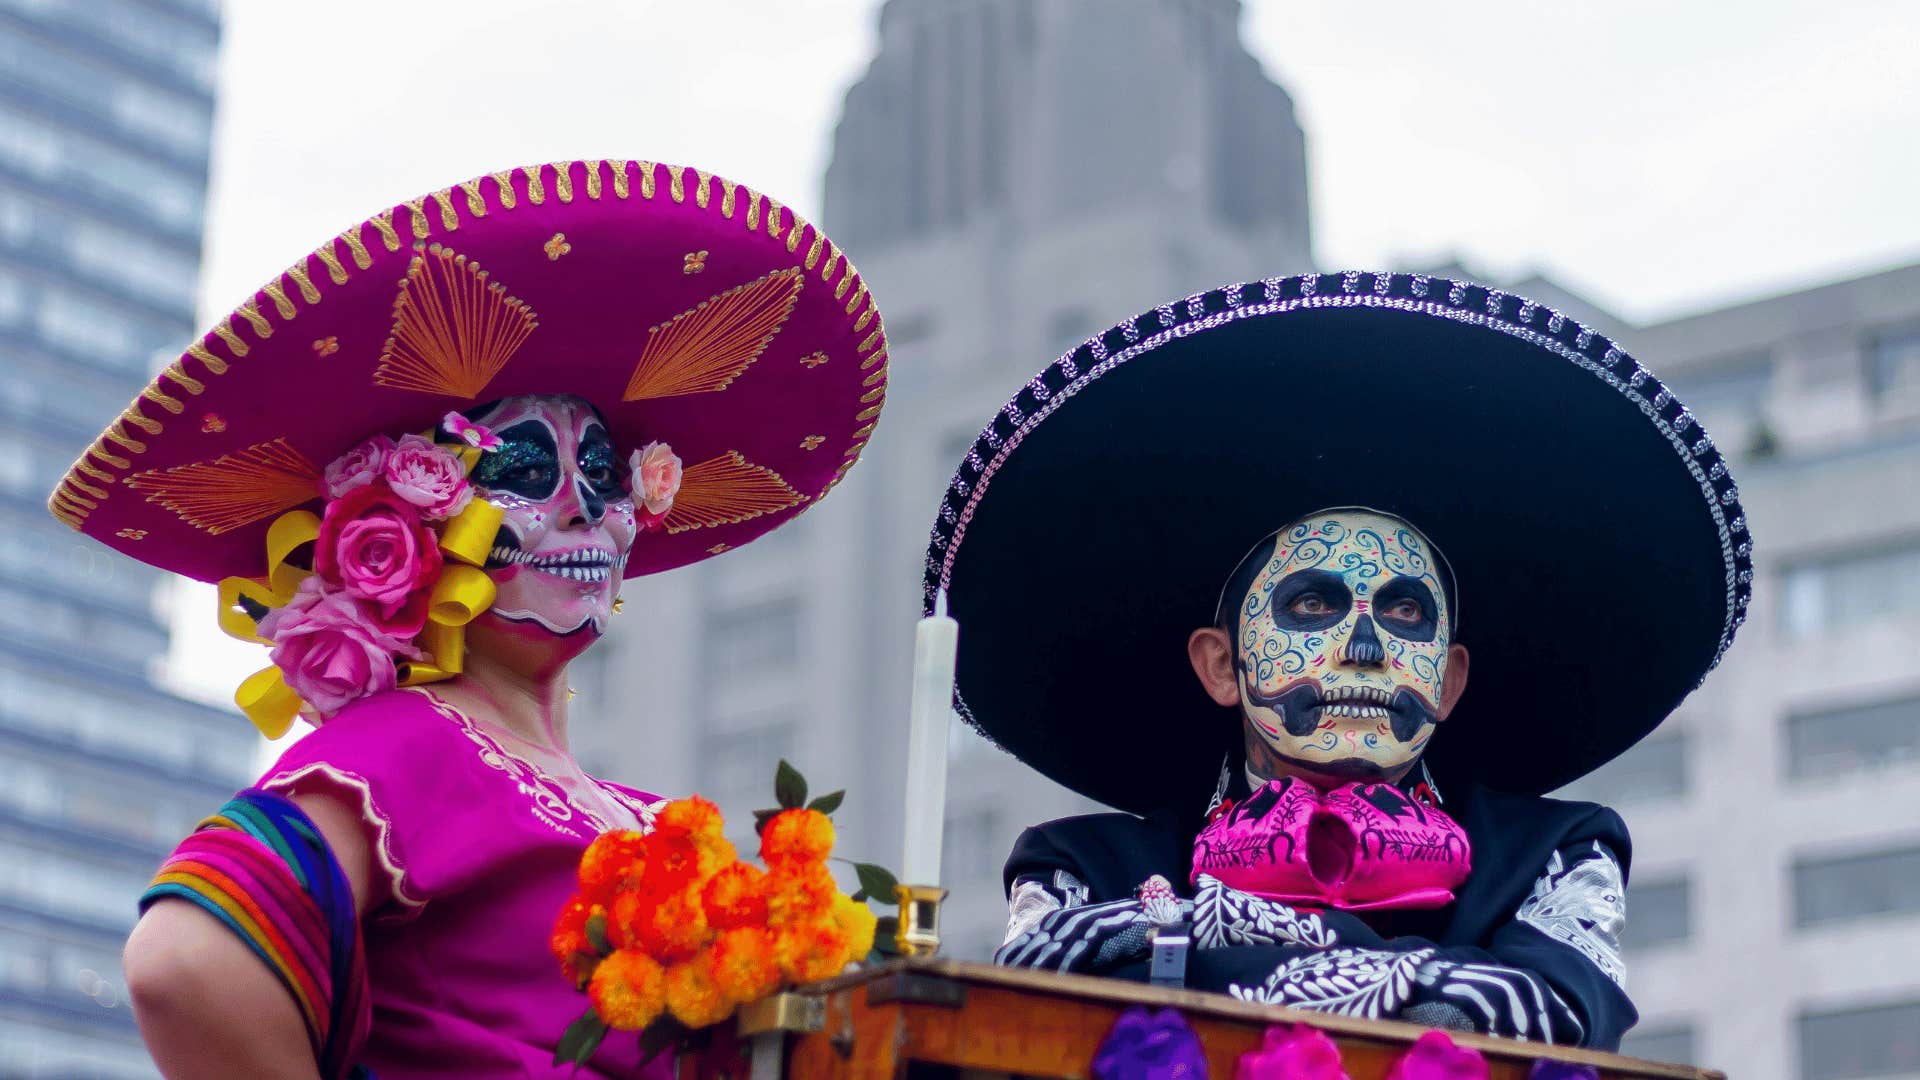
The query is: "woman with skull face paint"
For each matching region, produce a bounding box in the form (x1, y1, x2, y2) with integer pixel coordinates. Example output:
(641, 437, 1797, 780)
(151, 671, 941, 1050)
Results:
(52, 162, 889, 1078)
(924, 273, 1754, 1050)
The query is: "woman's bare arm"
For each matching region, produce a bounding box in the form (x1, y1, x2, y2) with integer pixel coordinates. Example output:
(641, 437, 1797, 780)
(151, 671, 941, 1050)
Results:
(123, 792, 377, 1079)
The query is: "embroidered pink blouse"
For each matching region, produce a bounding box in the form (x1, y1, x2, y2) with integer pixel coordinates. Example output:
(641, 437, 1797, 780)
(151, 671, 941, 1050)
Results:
(261, 687, 670, 1079)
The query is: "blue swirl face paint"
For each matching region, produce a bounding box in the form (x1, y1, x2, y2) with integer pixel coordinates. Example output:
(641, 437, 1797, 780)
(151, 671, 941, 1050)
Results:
(1234, 509, 1454, 784)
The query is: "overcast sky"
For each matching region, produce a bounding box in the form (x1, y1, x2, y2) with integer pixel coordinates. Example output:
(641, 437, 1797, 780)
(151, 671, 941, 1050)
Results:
(172, 0, 1920, 704)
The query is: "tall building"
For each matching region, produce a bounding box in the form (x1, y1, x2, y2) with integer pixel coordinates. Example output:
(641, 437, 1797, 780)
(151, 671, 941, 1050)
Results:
(0, 3, 248, 1076)
(1561, 261, 1920, 1079)
(579, 0, 1314, 957)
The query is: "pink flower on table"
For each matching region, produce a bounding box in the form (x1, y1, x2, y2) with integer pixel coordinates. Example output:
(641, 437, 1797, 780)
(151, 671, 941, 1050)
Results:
(442, 411, 502, 451)
(258, 577, 423, 717)
(629, 441, 683, 517)
(323, 435, 395, 499)
(1236, 1024, 1350, 1080)
(1383, 1031, 1488, 1080)
(384, 434, 473, 520)
(315, 483, 442, 636)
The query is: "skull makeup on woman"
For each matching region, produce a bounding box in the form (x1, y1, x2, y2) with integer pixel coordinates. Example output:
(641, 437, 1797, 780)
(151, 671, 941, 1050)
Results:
(65, 161, 890, 1078)
(928, 273, 1753, 1049)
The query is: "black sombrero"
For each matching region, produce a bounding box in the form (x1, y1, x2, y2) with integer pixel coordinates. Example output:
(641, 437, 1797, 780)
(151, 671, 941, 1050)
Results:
(923, 271, 1751, 814)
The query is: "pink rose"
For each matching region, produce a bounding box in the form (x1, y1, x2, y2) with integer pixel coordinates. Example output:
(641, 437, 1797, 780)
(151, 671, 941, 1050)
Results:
(316, 484, 442, 636)
(258, 578, 422, 718)
(442, 411, 502, 451)
(323, 435, 395, 499)
(384, 434, 472, 520)
(629, 441, 683, 516)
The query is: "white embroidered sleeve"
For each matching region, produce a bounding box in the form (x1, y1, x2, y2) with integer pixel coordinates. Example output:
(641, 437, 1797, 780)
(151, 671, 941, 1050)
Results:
(1515, 840, 1629, 989)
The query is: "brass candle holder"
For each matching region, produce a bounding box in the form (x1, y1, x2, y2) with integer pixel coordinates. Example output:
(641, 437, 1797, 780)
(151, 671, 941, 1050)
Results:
(893, 883, 948, 956)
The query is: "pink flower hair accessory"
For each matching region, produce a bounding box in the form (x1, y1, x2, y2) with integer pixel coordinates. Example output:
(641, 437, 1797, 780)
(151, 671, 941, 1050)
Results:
(257, 577, 423, 718)
(442, 411, 502, 451)
(322, 435, 395, 499)
(315, 484, 442, 637)
(629, 441, 683, 529)
(1383, 1032, 1489, 1080)
(384, 434, 473, 519)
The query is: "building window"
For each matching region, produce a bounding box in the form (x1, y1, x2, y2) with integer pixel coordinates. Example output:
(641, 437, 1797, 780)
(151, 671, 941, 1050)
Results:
(1666, 352, 1772, 417)
(1619, 1024, 1695, 1065)
(1623, 877, 1690, 949)
(1558, 729, 1687, 805)
(1786, 696, 1920, 780)
(697, 715, 795, 819)
(705, 599, 802, 682)
(1798, 999, 1920, 1080)
(1793, 845, 1920, 928)
(942, 807, 1005, 885)
(1781, 543, 1920, 639)
(1871, 328, 1920, 398)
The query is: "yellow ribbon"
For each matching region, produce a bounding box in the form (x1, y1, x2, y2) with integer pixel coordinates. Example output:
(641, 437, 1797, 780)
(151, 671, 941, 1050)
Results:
(399, 621, 464, 686)
(216, 511, 320, 643)
(438, 500, 504, 567)
(235, 666, 302, 739)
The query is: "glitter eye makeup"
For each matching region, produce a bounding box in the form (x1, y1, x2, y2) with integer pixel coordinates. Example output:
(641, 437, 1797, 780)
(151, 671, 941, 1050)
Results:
(472, 421, 560, 501)
(576, 427, 624, 501)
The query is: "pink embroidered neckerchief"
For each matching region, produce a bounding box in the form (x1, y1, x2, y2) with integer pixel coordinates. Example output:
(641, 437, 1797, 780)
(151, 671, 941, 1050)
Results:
(1192, 776, 1471, 911)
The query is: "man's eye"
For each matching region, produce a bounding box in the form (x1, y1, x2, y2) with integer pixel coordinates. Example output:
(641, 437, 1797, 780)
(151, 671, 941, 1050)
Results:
(1289, 595, 1331, 616)
(1382, 598, 1424, 622)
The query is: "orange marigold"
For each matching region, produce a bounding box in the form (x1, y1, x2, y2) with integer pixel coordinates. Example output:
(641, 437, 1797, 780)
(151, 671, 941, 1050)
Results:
(772, 916, 853, 984)
(578, 830, 646, 905)
(830, 893, 879, 961)
(759, 808, 835, 866)
(709, 926, 782, 1005)
(639, 828, 702, 895)
(587, 949, 666, 1031)
(551, 894, 603, 987)
(663, 949, 735, 1028)
(611, 881, 711, 962)
(655, 795, 725, 842)
(701, 862, 769, 930)
(765, 860, 837, 927)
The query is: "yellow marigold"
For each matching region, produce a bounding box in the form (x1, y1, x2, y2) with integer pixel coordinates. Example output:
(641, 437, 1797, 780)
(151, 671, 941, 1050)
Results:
(551, 894, 603, 988)
(765, 860, 837, 928)
(587, 949, 666, 1032)
(612, 881, 711, 962)
(663, 949, 735, 1029)
(701, 862, 769, 930)
(578, 830, 646, 906)
(772, 916, 853, 984)
(709, 926, 782, 1005)
(759, 808, 835, 866)
(830, 893, 879, 961)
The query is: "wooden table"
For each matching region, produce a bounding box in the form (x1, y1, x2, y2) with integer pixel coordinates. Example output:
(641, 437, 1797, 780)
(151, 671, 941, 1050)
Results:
(682, 959, 1720, 1080)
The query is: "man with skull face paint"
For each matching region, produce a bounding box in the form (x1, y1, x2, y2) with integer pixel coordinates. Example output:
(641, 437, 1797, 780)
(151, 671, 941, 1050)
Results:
(56, 162, 891, 1078)
(923, 273, 1755, 1049)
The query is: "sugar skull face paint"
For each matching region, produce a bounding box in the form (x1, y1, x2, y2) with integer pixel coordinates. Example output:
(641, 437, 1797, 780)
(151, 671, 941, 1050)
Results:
(1233, 508, 1455, 783)
(470, 395, 638, 637)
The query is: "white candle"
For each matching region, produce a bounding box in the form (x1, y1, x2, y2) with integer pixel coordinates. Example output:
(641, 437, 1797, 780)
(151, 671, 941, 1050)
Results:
(902, 589, 958, 885)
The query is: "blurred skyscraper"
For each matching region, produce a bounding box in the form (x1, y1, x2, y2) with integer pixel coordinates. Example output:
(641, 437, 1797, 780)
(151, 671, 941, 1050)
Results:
(0, 3, 250, 1076)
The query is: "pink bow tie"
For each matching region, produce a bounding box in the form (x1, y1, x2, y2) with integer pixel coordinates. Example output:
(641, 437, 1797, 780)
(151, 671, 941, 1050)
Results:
(1191, 777, 1471, 911)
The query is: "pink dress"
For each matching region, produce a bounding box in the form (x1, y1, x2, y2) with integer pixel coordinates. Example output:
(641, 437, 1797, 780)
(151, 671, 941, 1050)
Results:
(261, 687, 672, 1079)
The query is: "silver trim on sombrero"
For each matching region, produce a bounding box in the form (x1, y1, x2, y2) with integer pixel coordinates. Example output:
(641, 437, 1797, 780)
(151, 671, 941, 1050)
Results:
(923, 272, 1751, 744)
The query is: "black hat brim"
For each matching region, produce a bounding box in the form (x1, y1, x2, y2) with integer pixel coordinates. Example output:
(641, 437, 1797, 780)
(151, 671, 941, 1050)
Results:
(924, 274, 1750, 814)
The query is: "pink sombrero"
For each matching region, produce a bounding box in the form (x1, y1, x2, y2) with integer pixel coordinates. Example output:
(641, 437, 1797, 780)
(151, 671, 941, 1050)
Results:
(50, 160, 888, 584)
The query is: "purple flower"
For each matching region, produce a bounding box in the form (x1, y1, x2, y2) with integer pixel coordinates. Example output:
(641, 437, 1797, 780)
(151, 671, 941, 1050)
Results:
(1093, 1007, 1209, 1080)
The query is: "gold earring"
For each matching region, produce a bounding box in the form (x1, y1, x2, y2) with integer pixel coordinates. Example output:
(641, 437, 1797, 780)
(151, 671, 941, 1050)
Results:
(612, 596, 625, 614)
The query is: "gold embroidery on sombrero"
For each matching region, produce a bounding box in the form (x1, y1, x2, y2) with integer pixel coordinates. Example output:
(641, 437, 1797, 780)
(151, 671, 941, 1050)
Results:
(622, 268, 805, 402)
(544, 233, 571, 261)
(124, 438, 321, 535)
(682, 250, 707, 275)
(800, 436, 825, 451)
(663, 451, 807, 533)
(375, 242, 538, 399)
(800, 351, 828, 369)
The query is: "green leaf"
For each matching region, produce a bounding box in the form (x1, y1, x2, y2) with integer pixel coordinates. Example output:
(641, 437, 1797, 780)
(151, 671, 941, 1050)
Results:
(584, 910, 611, 955)
(553, 1009, 608, 1066)
(774, 759, 808, 809)
(854, 862, 900, 904)
(850, 888, 869, 904)
(752, 808, 779, 835)
(637, 1017, 690, 1065)
(807, 789, 845, 815)
(871, 915, 901, 957)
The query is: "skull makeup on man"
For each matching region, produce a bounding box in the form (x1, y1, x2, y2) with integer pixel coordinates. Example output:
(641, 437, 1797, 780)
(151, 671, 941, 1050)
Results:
(927, 273, 1753, 1049)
